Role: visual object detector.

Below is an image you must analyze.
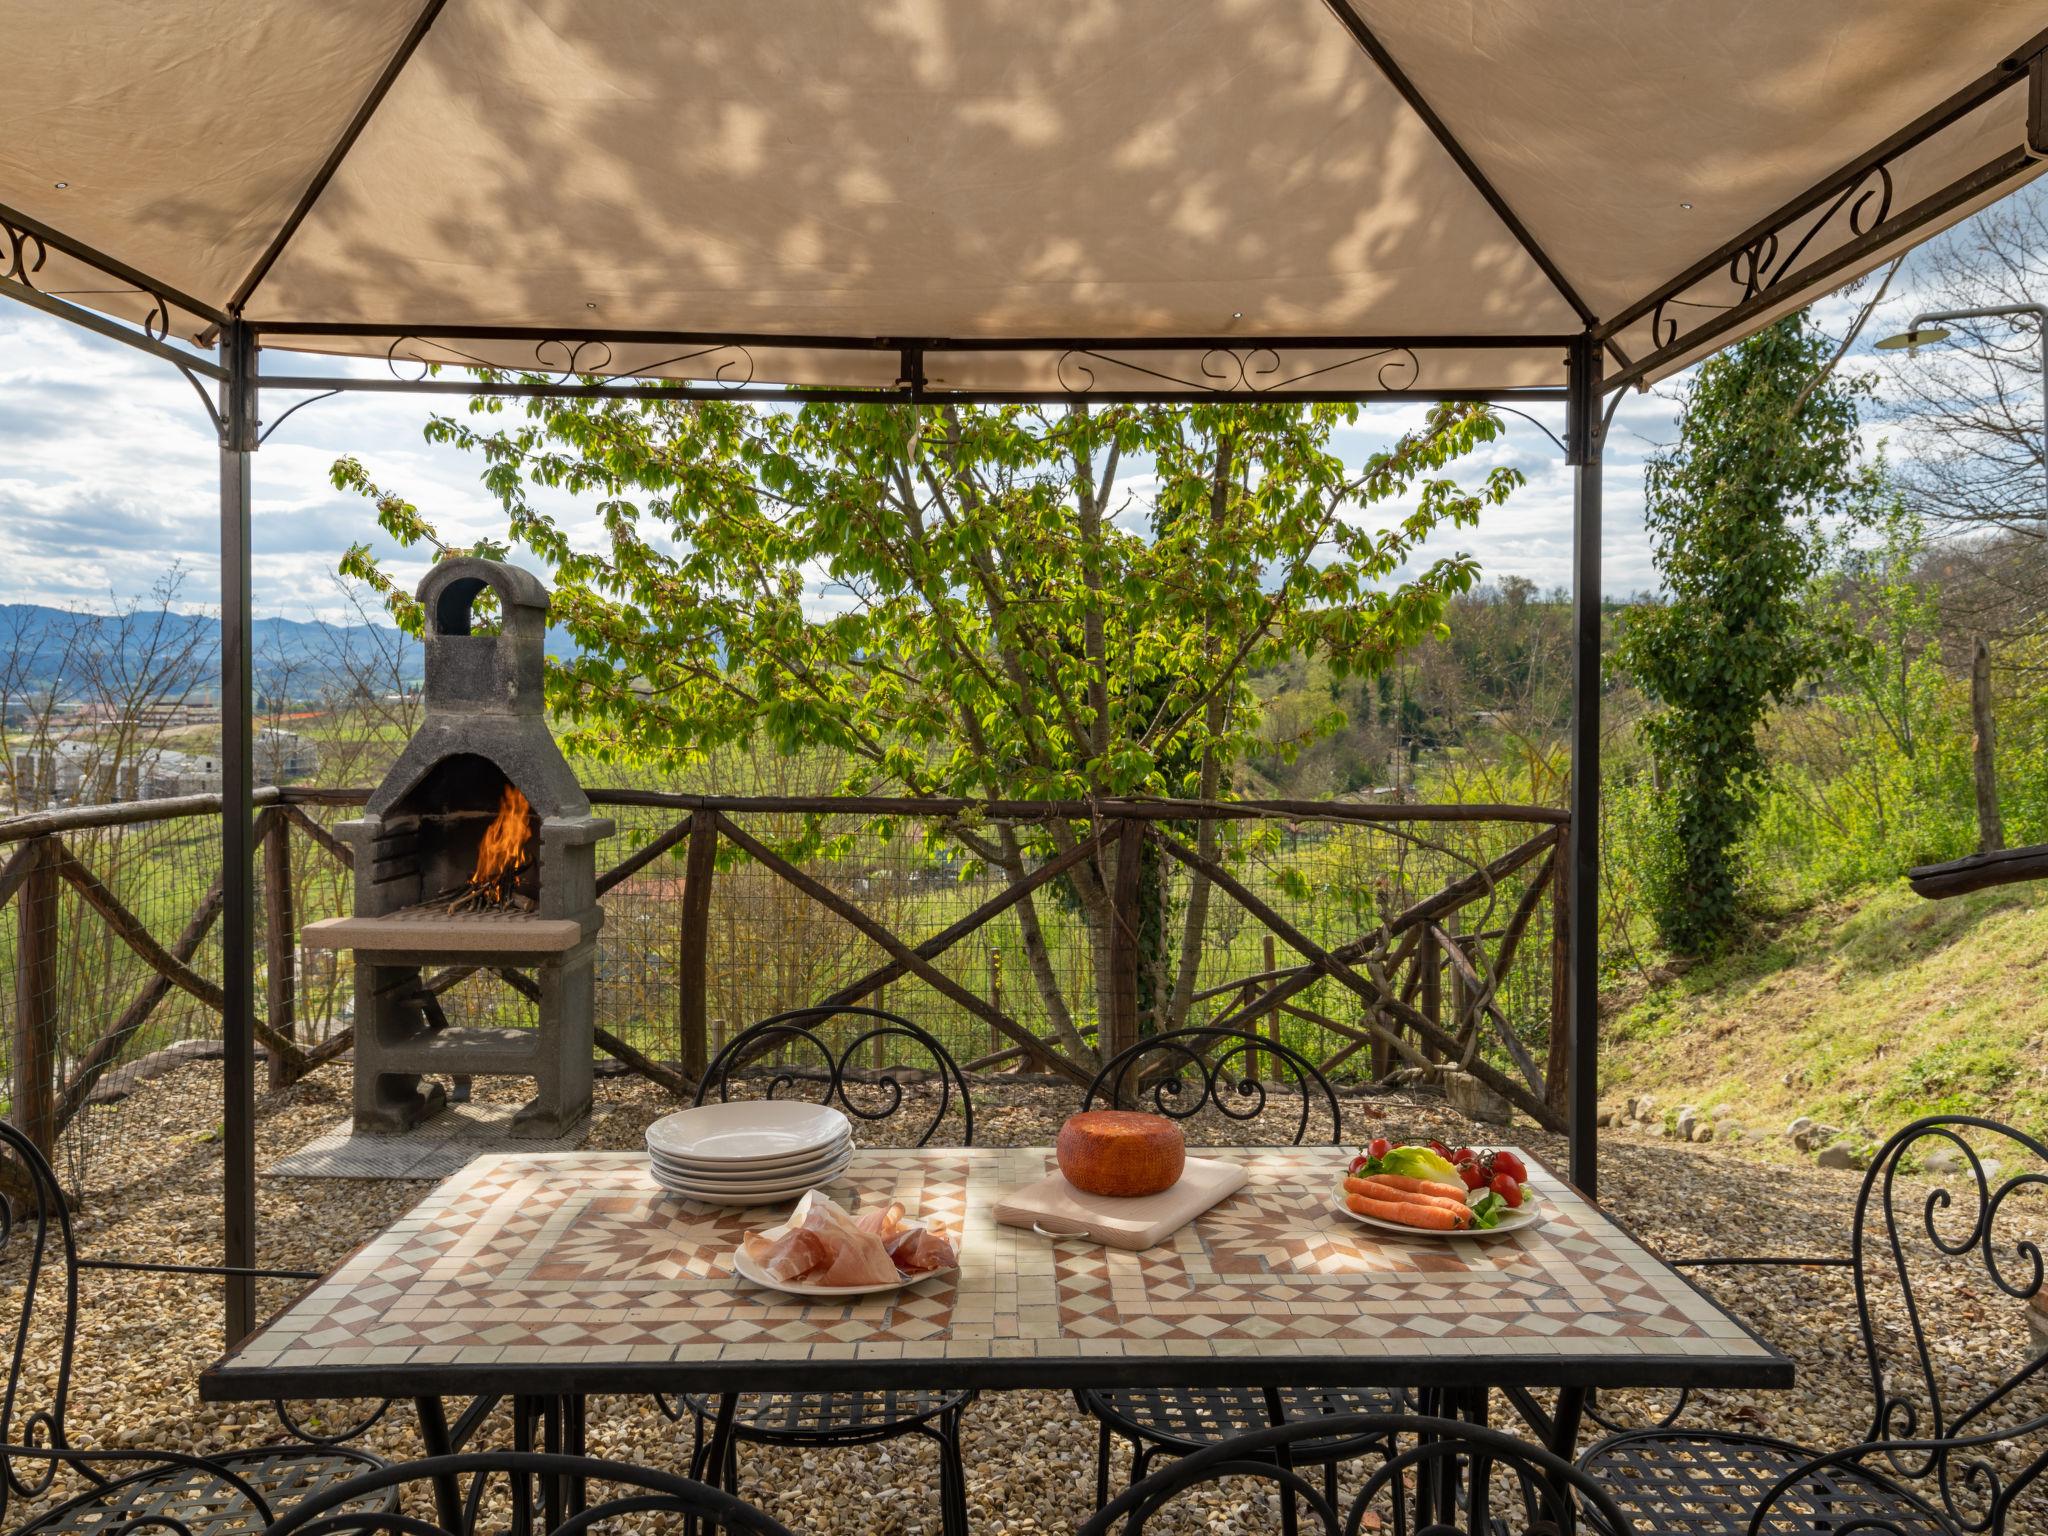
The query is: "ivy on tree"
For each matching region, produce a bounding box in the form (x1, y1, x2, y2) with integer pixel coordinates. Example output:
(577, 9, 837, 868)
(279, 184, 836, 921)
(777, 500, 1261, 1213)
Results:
(333, 396, 1519, 1057)
(1616, 313, 1879, 953)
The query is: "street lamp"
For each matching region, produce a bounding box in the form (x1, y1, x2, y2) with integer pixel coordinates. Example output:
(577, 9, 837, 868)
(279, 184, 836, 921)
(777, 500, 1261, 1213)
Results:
(1876, 303, 2048, 513)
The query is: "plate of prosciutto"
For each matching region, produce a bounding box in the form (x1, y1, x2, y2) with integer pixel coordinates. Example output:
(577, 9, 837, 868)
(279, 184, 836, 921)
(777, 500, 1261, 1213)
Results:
(732, 1189, 960, 1296)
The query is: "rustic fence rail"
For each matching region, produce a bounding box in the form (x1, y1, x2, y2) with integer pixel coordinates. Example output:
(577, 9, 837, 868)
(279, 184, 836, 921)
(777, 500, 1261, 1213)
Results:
(0, 788, 1572, 1184)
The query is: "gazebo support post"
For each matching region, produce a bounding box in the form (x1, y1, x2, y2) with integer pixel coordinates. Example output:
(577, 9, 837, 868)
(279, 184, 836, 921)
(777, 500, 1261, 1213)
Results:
(1564, 333, 1603, 1195)
(220, 319, 259, 1343)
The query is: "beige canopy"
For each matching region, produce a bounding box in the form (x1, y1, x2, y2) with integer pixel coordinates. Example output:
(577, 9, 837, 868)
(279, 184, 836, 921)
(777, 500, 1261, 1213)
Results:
(4, 0, 2044, 398)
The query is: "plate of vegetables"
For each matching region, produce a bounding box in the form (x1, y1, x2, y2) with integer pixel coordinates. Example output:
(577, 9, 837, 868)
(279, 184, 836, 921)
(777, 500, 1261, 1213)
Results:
(1333, 1138, 1540, 1238)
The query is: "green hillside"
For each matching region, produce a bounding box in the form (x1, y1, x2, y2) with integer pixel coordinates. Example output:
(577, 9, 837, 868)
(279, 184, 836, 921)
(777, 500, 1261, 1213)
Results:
(1602, 880, 2048, 1151)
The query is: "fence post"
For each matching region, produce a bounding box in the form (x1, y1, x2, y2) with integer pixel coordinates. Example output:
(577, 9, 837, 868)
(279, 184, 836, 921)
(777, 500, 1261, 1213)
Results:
(986, 949, 1001, 1061)
(1106, 817, 1144, 1063)
(1446, 913, 1469, 1048)
(11, 838, 58, 1157)
(678, 808, 717, 1086)
(262, 809, 297, 1090)
(1418, 925, 1442, 1067)
(1545, 846, 1571, 1117)
(1261, 934, 1279, 1080)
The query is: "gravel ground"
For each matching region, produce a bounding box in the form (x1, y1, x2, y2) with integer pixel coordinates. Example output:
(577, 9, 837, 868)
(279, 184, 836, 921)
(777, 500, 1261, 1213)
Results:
(11, 1062, 2045, 1534)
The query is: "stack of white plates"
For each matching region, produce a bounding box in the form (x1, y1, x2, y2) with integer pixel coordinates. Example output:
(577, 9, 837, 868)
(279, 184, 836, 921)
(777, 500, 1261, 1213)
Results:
(645, 1100, 853, 1204)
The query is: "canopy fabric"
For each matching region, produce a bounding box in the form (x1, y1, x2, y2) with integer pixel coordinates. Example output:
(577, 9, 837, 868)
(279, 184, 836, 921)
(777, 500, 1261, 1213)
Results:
(3, 0, 2044, 396)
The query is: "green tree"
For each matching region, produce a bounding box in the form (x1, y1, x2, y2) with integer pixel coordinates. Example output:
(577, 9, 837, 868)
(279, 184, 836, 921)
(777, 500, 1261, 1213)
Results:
(1615, 313, 1878, 953)
(334, 396, 1520, 1055)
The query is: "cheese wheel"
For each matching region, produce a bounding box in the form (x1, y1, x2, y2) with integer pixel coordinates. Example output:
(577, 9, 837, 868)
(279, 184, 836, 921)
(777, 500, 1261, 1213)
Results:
(1057, 1110, 1186, 1198)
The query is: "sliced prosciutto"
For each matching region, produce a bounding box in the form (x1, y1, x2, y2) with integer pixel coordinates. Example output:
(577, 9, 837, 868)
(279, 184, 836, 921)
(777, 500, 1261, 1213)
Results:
(742, 1191, 956, 1286)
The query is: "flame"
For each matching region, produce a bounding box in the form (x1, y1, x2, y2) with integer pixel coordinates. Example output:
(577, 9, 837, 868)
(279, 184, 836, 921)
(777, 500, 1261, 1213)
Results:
(471, 783, 535, 897)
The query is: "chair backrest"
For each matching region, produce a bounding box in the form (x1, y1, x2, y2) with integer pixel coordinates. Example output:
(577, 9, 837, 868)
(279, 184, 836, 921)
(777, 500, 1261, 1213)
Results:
(696, 1005, 976, 1146)
(0, 1119, 82, 1519)
(1847, 1114, 2048, 1535)
(1080, 1413, 1630, 1535)
(1082, 1026, 1343, 1147)
(262, 1451, 798, 1536)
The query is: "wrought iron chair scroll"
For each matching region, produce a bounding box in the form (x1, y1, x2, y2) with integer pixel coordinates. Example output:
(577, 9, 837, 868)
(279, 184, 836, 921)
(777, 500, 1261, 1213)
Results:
(1079, 1413, 1633, 1536)
(1083, 1024, 1342, 1147)
(259, 1452, 796, 1536)
(1578, 1114, 2048, 1535)
(0, 1119, 391, 1536)
(695, 1004, 974, 1146)
(1071, 1027, 1400, 1511)
(670, 1005, 977, 1536)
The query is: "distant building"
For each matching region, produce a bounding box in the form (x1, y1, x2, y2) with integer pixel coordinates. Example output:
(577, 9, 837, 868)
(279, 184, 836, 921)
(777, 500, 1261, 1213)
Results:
(255, 728, 319, 783)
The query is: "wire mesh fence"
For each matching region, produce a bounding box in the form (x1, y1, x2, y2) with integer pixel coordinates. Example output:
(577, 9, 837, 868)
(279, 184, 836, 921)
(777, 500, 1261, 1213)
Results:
(0, 790, 1568, 1193)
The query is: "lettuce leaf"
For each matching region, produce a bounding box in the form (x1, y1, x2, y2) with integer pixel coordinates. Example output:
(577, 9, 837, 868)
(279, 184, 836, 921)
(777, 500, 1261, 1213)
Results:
(1377, 1146, 1461, 1185)
(1466, 1191, 1505, 1229)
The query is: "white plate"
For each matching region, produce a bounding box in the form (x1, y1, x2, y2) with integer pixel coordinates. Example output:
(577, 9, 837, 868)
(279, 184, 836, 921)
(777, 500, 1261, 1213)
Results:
(730, 1242, 957, 1297)
(1331, 1194, 1543, 1239)
(654, 1155, 853, 1204)
(646, 1101, 851, 1165)
(649, 1137, 851, 1182)
(648, 1134, 852, 1179)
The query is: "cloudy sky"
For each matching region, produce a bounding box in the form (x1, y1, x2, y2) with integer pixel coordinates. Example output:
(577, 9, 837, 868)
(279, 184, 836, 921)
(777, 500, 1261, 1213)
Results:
(0, 226, 1974, 624)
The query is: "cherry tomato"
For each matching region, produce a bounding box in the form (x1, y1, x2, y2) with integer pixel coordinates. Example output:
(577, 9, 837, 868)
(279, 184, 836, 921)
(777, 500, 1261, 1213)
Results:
(1452, 1146, 1475, 1166)
(1458, 1161, 1489, 1190)
(1490, 1171, 1523, 1207)
(1491, 1151, 1528, 1183)
(1426, 1139, 1452, 1160)
(1368, 1137, 1391, 1161)
(1349, 1154, 1371, 1177)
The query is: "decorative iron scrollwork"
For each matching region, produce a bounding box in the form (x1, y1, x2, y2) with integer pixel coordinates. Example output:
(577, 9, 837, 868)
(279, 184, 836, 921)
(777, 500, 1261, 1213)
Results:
(1732, 162, 1894, 302)
(1647, 158, 1898, 355)
(615, 342, 757, 389)
(535, 337, 614, 376)
(1053, 345, 1421, 396)
(2, 218, 46, 286)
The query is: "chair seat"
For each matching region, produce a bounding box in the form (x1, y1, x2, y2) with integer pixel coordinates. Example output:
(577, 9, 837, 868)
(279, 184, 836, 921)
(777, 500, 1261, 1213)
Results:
(1578, 1429, 1957, 1535)
(1081, 1385, 1406, 1458)
(22, 1447, 389, 1536)
(681, 1388, 975, 1444)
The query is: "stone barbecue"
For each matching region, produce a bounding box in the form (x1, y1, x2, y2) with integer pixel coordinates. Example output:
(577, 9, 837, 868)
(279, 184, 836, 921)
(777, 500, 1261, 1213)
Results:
(302, 557, 610, 1137)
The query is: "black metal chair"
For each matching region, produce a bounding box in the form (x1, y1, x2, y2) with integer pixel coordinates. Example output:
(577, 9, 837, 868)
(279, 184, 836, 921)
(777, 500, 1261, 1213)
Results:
(1080, 1413, 1632, 1536)
(667, 1006, 975, 1536)
(0, 1118, 389, 1536)
(1578, 1114, 2048, 1535)
(1070, 1027, 1409, 1511)
(260, 1451, 796, 1536)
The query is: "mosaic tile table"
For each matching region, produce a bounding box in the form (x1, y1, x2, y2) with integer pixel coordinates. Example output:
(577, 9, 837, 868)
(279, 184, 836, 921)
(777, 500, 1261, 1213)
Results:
(203, 1146, 1787, 1407)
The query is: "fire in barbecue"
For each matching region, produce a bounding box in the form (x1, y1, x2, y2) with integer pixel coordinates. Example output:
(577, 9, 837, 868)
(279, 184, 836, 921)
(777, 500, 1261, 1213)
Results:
(444, 783, 538, 913)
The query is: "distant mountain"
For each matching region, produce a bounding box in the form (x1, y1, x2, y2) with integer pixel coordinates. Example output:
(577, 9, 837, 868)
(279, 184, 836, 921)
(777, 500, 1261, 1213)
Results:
(0, 604, 581, 700)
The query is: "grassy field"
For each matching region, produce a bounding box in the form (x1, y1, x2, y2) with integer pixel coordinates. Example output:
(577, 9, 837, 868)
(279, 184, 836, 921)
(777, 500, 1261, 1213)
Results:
(1601, 878, 2048, 1149)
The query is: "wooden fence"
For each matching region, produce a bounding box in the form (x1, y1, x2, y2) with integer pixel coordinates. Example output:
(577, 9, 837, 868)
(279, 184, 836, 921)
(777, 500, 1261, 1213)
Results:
(0, 788, 1573, 1169)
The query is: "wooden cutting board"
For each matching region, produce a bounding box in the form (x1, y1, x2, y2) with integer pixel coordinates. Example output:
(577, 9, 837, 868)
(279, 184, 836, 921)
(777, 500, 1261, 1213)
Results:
(992, 1156, 1248, 1250)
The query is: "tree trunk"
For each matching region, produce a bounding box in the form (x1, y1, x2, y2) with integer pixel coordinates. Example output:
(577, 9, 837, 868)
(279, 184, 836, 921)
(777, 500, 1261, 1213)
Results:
(1105, 818, 1145, 1062)
(1972, 635, 2004, 854)
(995, 824, 1093, 1067)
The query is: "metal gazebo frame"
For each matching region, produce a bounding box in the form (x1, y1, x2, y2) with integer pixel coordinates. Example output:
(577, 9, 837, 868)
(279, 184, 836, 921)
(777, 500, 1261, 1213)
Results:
(2, 17, 2044, 1341)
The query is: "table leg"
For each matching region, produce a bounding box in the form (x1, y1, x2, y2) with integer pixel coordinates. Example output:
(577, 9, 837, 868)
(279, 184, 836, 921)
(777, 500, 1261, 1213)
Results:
(1549, 1386, 1586, 1461)
(512, 1395, 539, 1536)
(412, 1396, 463, 1534)
(687, 1395, 739, 1536)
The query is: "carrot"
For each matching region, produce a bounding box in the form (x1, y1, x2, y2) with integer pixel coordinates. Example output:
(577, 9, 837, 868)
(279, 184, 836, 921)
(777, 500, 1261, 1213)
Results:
(1350, 1173, 1470, 1209)
(1346, 1191, 1472, 1230)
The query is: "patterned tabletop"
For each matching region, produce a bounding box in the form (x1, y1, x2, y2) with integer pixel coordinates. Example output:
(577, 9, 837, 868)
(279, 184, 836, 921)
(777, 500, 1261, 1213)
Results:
(202, 1146, 1788, 1401)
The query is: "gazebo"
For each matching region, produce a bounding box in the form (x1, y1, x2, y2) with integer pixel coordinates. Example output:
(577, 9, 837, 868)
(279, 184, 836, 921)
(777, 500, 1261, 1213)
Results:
(3, 1, 2044, 1343)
